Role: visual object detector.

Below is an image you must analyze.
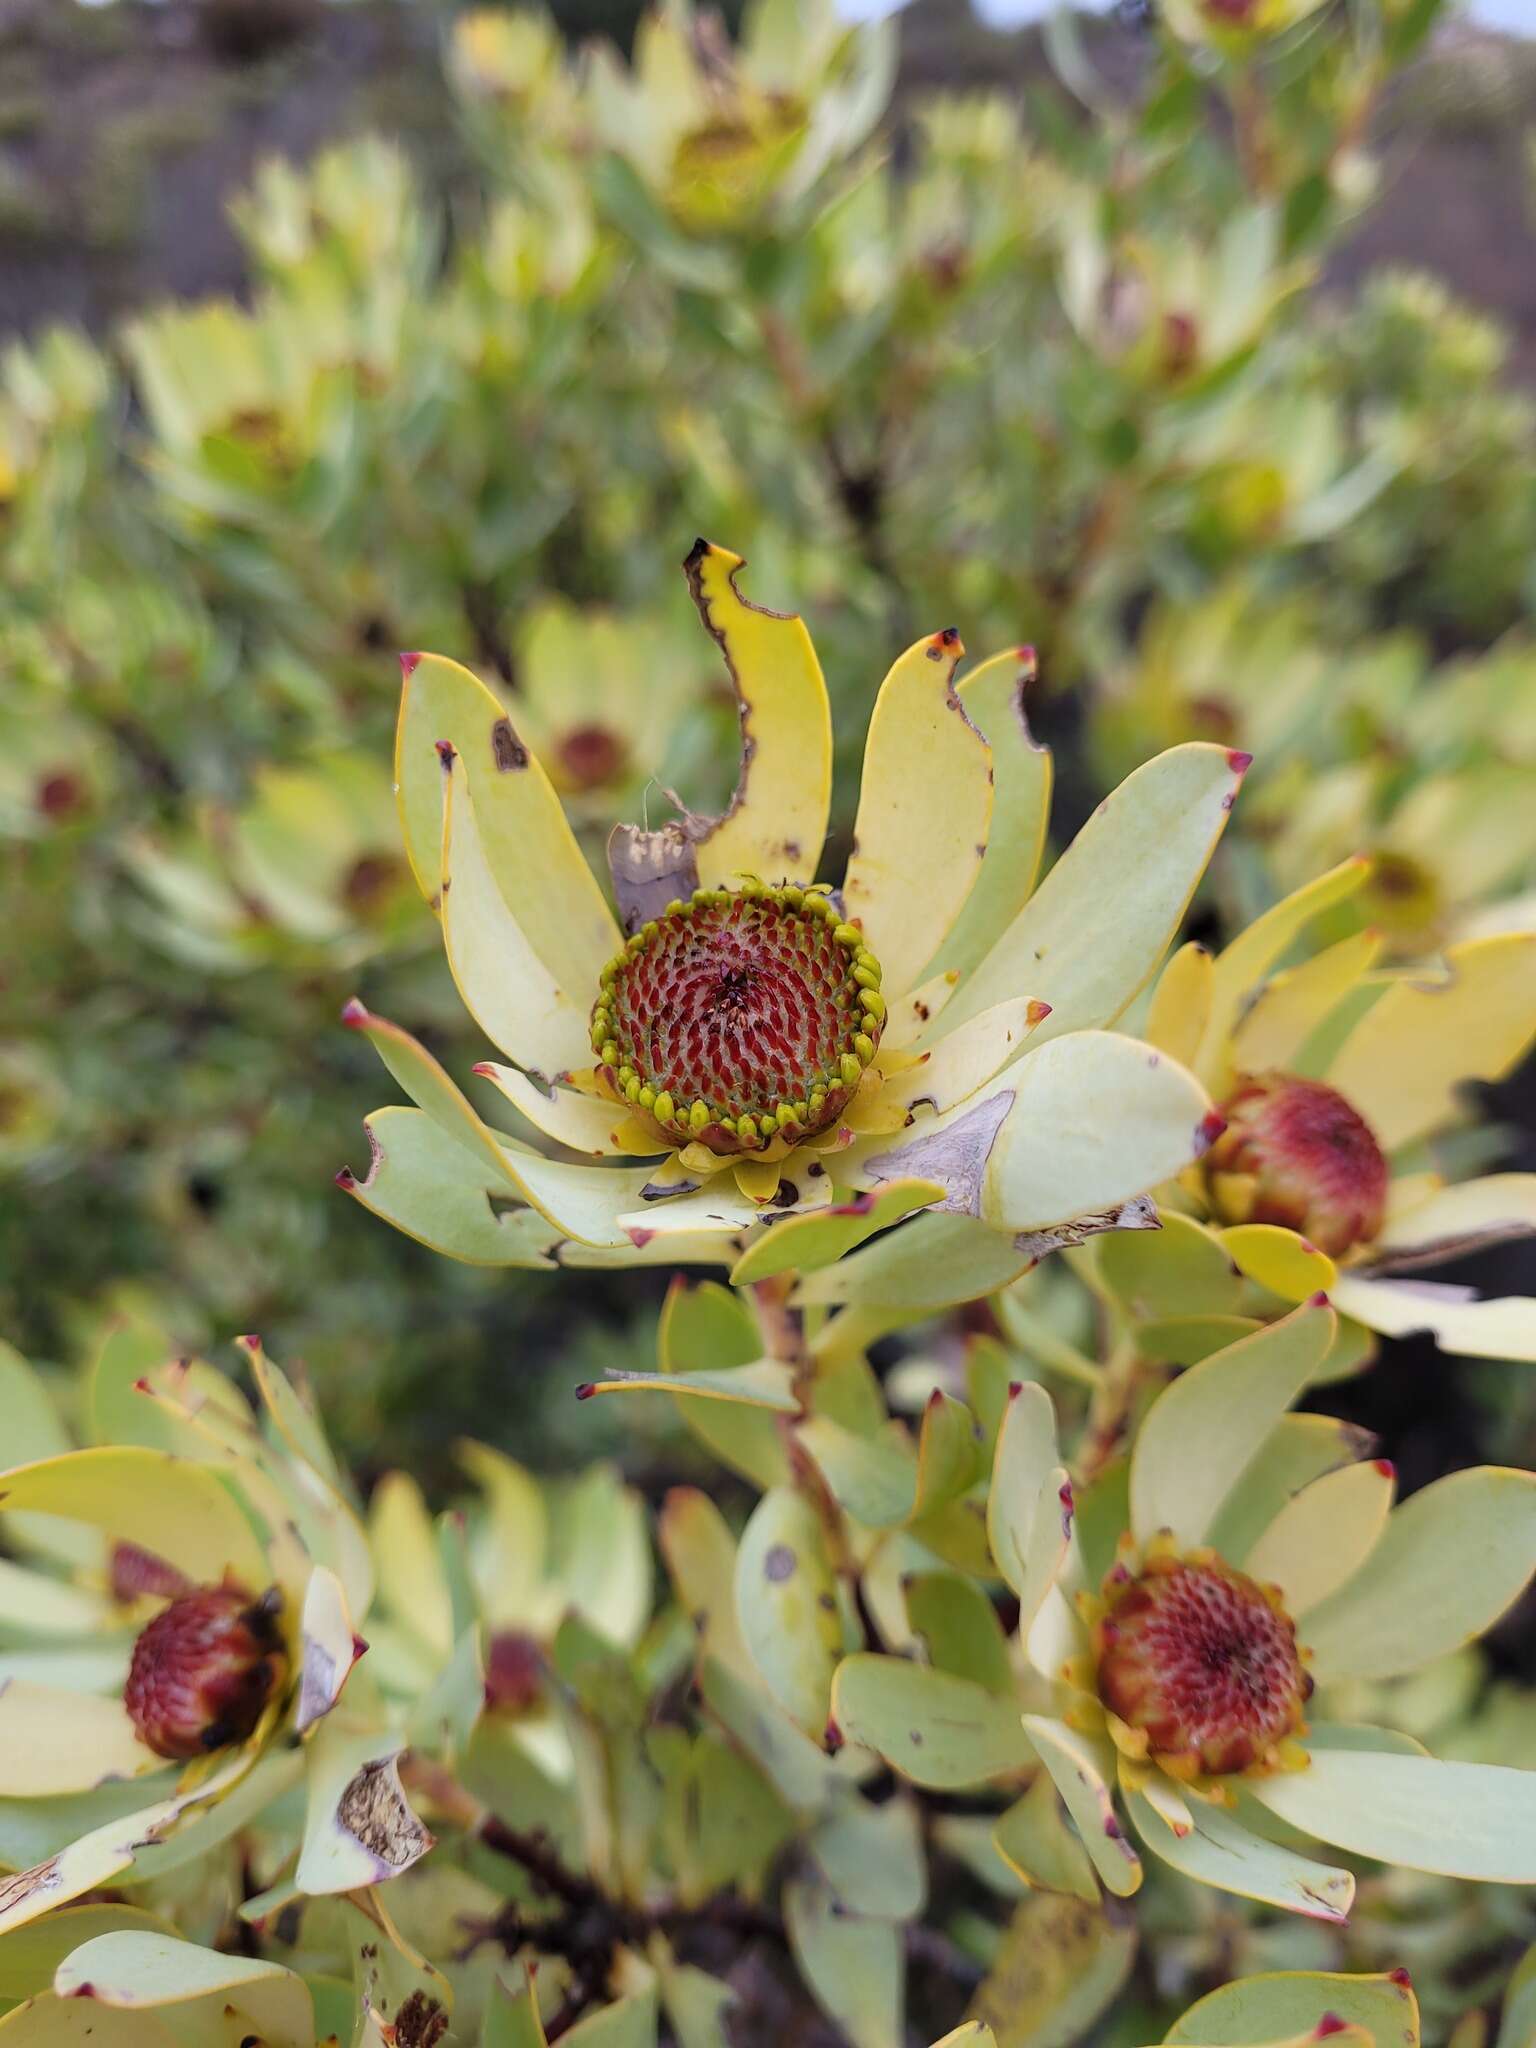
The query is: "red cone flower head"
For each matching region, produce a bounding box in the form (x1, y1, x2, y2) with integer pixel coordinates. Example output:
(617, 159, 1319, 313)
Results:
(1095, 1552, 1310, 1777)
(124, 1581, 286, 1760)
(591, 885, 883, 1156)
(484, 1628, 545, 1716)
(1205, 1070, 1389, 1257)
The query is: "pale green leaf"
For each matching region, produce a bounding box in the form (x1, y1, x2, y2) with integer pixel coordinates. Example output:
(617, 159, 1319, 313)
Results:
(832, 1655, 1031, 1790)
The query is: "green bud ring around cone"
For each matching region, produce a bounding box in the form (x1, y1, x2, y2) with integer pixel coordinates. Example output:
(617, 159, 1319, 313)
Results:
(590, 883, 884, 1157)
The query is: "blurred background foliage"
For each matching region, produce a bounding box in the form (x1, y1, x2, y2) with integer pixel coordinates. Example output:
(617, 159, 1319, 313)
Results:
(4, 0, 1536, 1481)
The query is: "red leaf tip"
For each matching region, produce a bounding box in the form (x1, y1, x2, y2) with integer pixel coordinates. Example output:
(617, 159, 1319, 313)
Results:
(352, 1634, 370, 1661)
(399, 652, 422, 679)
(1315, 2016, 1350, 2038)
(1227, 749, 1254, 773)
(824, 1715, 845, 1755)
(1374, 1458, 1395, 1479)
(1196, 1110, 1227, 1152)
(1007, 1380, 1024, 1399)
(334, 1167, 357, 1190)
(1307, 1289, 1331, 1308)
(435, 738, 456, 769)
(1388, 1968, 1413, 1989)
(340, 997, 369, 1029)
(574, 1382, 596, 1401)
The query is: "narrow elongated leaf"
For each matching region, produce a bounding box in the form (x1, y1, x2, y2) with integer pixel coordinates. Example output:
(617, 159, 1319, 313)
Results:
(1125, 1784, 1353, 1923)
(1301, 1467, 1536, 1682)
(832, 1655, 1031, 1789)
(967, 1889, 1137, 2048)
(1129, 1303, 1334, 1548)
(1166, 1970, 1420, 2048)
(734, 1489, 842, 1736)
(784, 1874, 902, 2048)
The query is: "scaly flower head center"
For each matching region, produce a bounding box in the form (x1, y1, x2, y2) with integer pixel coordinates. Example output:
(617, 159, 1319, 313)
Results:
(124, 1581, 286, 1761)
(1205, 1070, 1389, 1257)
(590, 884, 884, 1157)
(1094, 1550, 1310, 1779)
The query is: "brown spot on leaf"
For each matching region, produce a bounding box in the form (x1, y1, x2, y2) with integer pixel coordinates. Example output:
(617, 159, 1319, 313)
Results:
(491, 717, 529, 772)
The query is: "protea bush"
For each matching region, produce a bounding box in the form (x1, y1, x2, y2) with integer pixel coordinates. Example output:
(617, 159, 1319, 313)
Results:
(4, 0, 1536, 2043)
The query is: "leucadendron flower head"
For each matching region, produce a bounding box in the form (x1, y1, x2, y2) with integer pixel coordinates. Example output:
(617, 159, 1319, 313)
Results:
(831, 1302, 1536, 1922)
(0, 1330, 432, 1942)
(1139, 858, 1536, 1361)
(341, 541, 1251, 1280)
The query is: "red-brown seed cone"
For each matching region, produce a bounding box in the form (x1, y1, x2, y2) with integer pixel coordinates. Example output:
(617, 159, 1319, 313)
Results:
(483, 1628, 545, 1716)
(1204, 1070, 1389, 1258)
(1094, 1554, 1310, 1777)
(591, 888, 883, 1157)
(124, 1580, 287, 1760)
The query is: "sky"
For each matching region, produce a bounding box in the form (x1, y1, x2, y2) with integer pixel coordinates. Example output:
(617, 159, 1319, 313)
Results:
(843, 0, 1535, 29)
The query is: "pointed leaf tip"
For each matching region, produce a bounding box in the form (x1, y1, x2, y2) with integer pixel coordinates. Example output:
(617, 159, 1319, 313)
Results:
(1197, 1111, 1226, 1151)
(1374, 1458, 1395, 1478)
(1315, 2016, 1349, 2037)
(399, 652, 422, 679)
(1307, 1288, 1331, 1307)
(574, 1382, 595, 1400)
(1389, 1969, 1412, 1988)
(1227, 749, 1254, 773)
(340, 997, 369, 1028)
(334, 1167, 356, 1189)
(435, 738, 456, 769)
